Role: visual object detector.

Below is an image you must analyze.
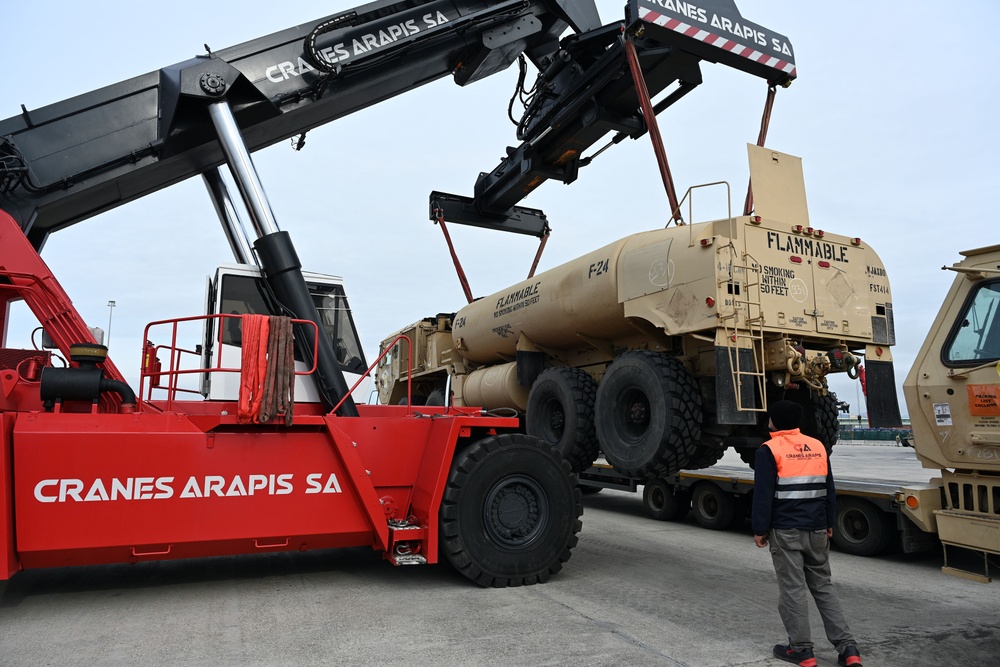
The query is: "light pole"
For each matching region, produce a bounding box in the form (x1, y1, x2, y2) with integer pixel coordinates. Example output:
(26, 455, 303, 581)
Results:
(106, 300, 116, 347)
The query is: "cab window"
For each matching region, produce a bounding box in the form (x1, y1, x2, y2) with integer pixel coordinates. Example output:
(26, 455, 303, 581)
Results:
(217, 274, 367, 374)
(943, 278, 1000, 365)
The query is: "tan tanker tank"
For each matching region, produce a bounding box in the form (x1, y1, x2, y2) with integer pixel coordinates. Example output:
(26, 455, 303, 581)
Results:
(378, 145, 902, 478)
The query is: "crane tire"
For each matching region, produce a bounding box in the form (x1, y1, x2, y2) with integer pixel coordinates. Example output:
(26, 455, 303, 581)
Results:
(642, 479, 690, 521)
(439, 433, 583, 587)
(526, 367, 599, 473)
(833, 496, 894, 557)
(595, 351, 702, 479)
(690, 482, 738, 530)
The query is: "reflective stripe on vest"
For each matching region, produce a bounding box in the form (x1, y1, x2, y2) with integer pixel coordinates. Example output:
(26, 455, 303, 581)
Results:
(767, 431, 828, 501)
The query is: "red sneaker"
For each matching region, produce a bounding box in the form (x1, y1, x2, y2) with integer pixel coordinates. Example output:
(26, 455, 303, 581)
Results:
(838, 645, 863, 666)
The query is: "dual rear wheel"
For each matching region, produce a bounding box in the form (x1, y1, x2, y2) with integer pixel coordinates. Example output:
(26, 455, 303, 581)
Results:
(527, 352, 704, 478)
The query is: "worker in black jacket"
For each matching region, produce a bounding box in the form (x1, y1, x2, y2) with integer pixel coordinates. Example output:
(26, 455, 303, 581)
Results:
(752, 400, 863, 667)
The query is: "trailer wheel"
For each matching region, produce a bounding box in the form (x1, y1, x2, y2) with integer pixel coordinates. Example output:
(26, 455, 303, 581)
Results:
(690, 482, 738, 530)
(642, 479, 689, 521)
(595, 351, 702, 478)
(526, 367, 599, 473)
(439, 433, 583, 587)
(833, 496, 893, 556)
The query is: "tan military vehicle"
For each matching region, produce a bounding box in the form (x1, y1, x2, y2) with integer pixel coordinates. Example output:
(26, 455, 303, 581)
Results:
(377, 145, 901, 477)
(899, 246, 1000, 581)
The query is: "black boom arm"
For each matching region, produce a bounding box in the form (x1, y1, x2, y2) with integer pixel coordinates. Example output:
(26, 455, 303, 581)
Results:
(0, 0, 602, 249)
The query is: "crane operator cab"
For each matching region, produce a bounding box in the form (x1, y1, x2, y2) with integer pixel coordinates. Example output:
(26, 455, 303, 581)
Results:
(200, 264, 370, 404)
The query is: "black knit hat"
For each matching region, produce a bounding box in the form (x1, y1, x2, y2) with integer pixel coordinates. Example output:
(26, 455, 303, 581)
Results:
(769, 400, 803, 430)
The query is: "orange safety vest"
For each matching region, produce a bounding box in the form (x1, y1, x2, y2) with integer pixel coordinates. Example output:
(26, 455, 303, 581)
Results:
(766, 429, 829, 502)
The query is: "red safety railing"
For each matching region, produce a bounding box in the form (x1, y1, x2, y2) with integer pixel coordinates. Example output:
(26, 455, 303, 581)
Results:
(138, 313, 319, 412)
(331, 334, 414, 415)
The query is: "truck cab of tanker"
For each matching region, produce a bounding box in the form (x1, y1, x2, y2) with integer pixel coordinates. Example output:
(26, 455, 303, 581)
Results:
(900, 245, 1000, 581)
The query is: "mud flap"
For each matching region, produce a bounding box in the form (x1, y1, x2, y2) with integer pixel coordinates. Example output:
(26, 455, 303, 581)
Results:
(865, 359, 902, 427)
(715, 346, 757, 425)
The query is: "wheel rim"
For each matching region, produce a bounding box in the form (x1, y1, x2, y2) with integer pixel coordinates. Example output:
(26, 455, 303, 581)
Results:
(617, 387, 651, 441)
(649, 486, 666, 512)
(483, 474, 549, 552)
(541, 397, 566, 441)
(840, 508, 870, 543)
(698, 493, 719, 518)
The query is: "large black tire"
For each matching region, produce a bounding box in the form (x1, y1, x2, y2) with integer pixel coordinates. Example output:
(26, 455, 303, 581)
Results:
(810, 392, 841, 453)
(595, 351, 702, 478)
(690, 482, 738, 530)
(439, 433, 583, 587)
(684, 444, 727, 470)
(425, 389, 446, 406)
(642, 479, 690, 521)
(526, 367, 599, 473)
(833, 496, 894, 556)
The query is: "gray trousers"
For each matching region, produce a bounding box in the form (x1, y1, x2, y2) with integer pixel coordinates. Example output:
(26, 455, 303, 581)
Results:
(768, 528, 856, 652)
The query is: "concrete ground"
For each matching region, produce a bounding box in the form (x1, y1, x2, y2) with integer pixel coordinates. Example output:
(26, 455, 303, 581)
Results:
(1, 446, 997, 666)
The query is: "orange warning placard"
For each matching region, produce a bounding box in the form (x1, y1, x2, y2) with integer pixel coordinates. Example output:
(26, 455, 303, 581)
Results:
(968, 385, 1000, 416)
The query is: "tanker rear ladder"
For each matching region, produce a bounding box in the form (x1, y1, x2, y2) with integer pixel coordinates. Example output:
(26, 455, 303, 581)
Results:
(677, 181, 766, 417)
(721, 249, 766, 415)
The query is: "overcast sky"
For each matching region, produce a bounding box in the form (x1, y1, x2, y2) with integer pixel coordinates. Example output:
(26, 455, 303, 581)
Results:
(2, 1, 998, 418)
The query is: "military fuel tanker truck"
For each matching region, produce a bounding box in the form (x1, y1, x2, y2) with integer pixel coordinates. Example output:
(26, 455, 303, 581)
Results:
(377, 145, 902, 477)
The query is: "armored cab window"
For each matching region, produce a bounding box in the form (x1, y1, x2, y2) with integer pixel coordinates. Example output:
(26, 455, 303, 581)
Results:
(943, 278, 1000, 365)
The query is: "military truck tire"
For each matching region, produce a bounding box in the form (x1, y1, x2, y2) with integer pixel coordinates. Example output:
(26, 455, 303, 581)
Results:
(811, 392, 840, 453)
(690, 482, 738, 530)
(398, 395, 426, 406)
(642, 479, 689, 521)
(439, 433, 583, 587)
(595, 351, 702, 478)
(684, 444, 727, 470)
(833, 496, 893, 556)
(526, 367, 600, 473)
(425, 389, 446, 406)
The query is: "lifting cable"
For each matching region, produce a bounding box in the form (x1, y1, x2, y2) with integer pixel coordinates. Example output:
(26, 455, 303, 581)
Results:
(432, 203, 475, 304)
(526, 229, 549, 279)
(743, 85, 778, 216)
(623, 33, 683, 225)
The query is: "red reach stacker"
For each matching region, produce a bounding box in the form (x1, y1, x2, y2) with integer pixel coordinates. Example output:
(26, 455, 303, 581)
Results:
(0, 0, 794, 586)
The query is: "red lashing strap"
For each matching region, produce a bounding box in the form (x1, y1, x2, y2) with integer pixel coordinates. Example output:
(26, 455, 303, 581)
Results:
(238, 314, 270, 424)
